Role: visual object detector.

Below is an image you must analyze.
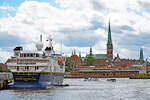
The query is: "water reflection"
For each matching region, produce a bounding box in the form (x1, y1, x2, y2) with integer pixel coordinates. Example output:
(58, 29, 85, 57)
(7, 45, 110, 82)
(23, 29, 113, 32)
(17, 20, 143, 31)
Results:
(0, 78, 150, 100)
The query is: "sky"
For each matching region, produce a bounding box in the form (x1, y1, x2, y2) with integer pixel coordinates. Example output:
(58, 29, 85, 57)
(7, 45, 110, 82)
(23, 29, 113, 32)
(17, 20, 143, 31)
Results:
(0, 0, 150, 62)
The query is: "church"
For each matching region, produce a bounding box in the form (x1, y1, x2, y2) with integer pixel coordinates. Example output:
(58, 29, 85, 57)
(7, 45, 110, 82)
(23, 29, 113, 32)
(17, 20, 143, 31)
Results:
(88, 21, 113, 67)
(70, 21, 145, 69)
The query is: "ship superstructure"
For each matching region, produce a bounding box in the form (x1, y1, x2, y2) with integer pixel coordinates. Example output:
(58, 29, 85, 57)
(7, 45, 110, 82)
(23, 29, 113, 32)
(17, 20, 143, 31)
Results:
(6, 35, 65, 88)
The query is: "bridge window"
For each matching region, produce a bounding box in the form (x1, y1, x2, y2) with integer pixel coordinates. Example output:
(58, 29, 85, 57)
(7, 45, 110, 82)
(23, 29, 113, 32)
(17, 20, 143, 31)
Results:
(27, 53, 29, 57)
(27, 66, 29, 71)
(31, 53, 33, 57)
(17, 67, 19, 71)
(36, 54, 39, 57)
(24, 53, 26, 57)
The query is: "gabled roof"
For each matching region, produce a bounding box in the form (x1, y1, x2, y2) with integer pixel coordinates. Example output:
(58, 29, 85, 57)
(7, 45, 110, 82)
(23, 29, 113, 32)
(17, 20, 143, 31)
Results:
(71, 55, 80, 61)
(92, 54, 107, 59)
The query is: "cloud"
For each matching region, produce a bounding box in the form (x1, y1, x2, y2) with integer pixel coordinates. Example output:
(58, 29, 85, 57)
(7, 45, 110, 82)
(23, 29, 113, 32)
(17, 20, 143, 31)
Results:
(91, 0, 106, 12)
(0, 0, 150, 62)
(0, 32, 23, 47)
(0, 48, 12, 62)
(138, 0, 150, 9)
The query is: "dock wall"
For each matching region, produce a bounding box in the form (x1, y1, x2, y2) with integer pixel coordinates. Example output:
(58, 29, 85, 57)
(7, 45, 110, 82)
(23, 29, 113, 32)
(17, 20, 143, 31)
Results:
(0, 72, 13, 89)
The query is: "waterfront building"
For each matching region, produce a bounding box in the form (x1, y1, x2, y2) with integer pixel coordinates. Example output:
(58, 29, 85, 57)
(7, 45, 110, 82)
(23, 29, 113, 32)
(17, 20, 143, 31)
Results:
(87, 21, 145, 69)
(70, 68, 139, 78)
(112, 53, 144, 69)
(70, 54, 82, 68)
(69, 20, 147, 77)
(84, 21, 113, 68)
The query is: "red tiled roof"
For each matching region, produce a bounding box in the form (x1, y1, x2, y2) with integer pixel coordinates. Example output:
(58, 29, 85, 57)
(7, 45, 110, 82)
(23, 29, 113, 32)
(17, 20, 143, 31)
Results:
(72, 55, 80, 61)
(146, 67, 150, 70)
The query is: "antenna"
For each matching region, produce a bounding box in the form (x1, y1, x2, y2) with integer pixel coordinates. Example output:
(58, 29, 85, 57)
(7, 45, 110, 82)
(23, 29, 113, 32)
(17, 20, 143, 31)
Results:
(40, 34, 42, 42)
(61, 40, 62, 54)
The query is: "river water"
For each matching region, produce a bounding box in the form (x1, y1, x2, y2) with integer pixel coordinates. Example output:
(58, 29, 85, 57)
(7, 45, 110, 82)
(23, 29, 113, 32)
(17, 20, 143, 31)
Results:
(0, 78, 150, 100)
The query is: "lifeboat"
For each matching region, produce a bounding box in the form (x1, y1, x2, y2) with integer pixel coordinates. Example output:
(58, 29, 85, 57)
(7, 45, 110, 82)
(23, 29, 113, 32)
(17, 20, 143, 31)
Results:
(56, 57, 63, 65)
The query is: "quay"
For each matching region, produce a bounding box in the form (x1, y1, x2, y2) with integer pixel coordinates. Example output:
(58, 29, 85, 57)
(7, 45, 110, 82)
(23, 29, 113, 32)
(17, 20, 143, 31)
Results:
(0, 72, 13, 89)
(68, 69, 139, 78)
(129, 76, 150, 79)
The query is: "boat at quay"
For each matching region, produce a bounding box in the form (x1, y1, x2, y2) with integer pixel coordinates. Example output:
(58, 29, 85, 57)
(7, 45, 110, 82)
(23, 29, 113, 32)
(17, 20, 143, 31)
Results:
(5, 35, 65, 88)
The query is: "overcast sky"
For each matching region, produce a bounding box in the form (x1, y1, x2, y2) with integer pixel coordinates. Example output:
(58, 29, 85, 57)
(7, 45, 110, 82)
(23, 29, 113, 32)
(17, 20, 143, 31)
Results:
(0, 0, 150, 62)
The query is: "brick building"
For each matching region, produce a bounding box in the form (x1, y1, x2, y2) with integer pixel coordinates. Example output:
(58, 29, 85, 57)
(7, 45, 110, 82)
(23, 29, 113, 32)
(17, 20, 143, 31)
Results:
(112, 54, 144, 69)
(81, 21, 145, 69)
(82, 21, 113, 68)
(70, 54, 82, 68)
(70, 68, 139, 78)
(69, 21, 146, 77)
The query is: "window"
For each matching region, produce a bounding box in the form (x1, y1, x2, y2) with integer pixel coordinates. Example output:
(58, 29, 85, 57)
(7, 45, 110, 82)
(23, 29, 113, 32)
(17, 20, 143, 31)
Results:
(36, 54, 39, 57)
(31, 53, 33, 57)
(35, 66, 39, 70)
(24, 53, 26, 57)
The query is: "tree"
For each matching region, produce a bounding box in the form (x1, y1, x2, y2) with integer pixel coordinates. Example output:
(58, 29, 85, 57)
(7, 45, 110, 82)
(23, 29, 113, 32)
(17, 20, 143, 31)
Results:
(0, 68, 4, 72)
(86, 56, 94, 66)
(107, 58, 112, 64)
(65, 57, 73, 72)
(0, 63, 7, 72)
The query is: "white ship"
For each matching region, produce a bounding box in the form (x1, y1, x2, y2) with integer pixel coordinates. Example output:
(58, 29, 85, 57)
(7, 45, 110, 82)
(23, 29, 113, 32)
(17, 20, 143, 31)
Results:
(6, 35, 65, 88)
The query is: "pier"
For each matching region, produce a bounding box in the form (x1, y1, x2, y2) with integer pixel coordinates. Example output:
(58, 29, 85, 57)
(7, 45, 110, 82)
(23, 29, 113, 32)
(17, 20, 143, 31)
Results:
(0, 72, 13, 89)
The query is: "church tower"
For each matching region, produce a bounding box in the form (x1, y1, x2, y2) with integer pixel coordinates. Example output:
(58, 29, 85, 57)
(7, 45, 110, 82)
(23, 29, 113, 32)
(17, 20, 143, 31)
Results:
(89, 47, 92, 56)
(107, 20, 113, 59)
(139, 48, 144, 60)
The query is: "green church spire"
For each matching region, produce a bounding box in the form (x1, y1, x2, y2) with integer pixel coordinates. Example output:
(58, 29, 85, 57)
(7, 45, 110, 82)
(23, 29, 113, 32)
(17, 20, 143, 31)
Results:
(89, 47, 92, 56)
(140, 48, 144, 60)
(107, 20, 112, 45)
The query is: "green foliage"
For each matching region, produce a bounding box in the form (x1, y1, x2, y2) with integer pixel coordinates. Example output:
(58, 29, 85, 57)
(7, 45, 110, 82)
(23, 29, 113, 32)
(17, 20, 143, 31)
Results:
(0, 63, 7, 72)
(138, 73, 150, 77)
(65, 57, 72, 67)
(86, 56, 94, 66)
(0, 68, 4, 72)
(141, 60, 145, 64)
(107, 58, 112, 63)
(65, 66, 70, 72)
(7, 69, 11, 72)
(65, 57, 72, 72)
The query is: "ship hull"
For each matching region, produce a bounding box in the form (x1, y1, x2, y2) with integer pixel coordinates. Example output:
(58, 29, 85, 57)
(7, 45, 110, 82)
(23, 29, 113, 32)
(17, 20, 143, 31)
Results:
(11, 71, 64, 88)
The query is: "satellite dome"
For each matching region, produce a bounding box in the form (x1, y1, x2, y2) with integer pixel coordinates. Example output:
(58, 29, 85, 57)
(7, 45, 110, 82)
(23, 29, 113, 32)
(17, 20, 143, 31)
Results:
(36, 42, 43, 51)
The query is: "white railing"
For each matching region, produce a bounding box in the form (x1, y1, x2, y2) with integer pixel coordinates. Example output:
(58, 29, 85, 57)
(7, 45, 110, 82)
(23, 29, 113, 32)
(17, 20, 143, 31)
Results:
(7, 62, 48, 66)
